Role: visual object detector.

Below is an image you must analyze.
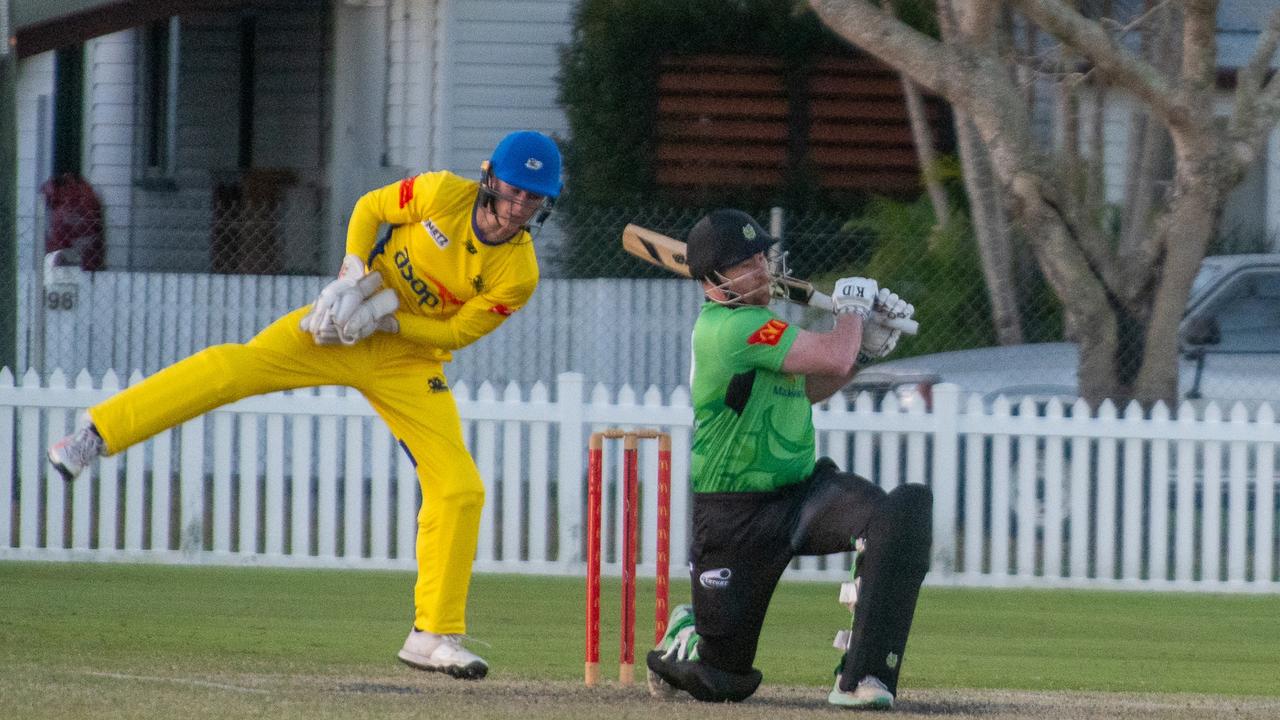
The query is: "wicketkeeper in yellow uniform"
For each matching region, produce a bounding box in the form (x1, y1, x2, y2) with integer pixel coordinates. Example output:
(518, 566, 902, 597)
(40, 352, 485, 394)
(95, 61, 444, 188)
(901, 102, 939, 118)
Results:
(47, 130, 564, 680)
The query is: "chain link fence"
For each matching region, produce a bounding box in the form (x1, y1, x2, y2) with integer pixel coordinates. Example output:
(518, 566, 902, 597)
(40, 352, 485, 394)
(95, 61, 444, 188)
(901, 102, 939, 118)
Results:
(550, 200, 1058, 358)
(8, 183, 1276, 402)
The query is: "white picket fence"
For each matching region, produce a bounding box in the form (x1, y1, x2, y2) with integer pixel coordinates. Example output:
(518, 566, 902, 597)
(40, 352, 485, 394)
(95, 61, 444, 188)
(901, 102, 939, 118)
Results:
(1, 369, 1278, 592)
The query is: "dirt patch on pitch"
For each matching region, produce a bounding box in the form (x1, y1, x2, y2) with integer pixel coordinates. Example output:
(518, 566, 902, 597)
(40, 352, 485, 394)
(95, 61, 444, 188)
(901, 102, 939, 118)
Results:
(319, 674, 1280, 720)
(16, 667, 1278, 720)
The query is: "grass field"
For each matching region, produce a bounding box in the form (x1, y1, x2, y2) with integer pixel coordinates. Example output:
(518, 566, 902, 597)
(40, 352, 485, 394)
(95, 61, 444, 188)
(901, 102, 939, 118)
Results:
(2, 561, 1279, 719)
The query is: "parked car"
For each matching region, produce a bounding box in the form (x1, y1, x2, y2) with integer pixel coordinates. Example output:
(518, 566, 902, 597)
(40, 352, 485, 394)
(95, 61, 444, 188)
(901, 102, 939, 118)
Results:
(846, 254, 1280, 411)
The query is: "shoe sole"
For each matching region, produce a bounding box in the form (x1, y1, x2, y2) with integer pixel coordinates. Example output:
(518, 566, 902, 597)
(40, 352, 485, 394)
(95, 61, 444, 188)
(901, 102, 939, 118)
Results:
(397, 652, 488, 680)
(47, 451, 77, 483)
(827, 691, 893, 710)
(646, 667, 677, 698)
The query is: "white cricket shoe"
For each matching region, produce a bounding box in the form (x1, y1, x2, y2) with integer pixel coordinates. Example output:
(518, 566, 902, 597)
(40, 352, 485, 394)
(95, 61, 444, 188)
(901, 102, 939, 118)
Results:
(828, 675, 894, 710)
(397, 629, 488, 680)
(47, 416, 105, 482)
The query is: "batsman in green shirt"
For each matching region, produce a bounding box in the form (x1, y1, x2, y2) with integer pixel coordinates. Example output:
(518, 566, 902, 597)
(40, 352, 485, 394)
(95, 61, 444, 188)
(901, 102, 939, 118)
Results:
(646, 209, 932, 710)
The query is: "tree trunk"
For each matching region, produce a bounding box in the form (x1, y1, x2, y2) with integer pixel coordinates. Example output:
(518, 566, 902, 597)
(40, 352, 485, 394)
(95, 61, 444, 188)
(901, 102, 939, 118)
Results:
(1133, 153, 1222, 406)
(936, 0, 1023, 345)
(954, 112, 1024, 345)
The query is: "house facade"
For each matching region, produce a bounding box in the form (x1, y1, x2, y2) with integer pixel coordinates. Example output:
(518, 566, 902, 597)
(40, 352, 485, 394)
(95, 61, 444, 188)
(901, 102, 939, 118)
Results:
(12, 1, 1280, 280)
(13, 0, 576, 276)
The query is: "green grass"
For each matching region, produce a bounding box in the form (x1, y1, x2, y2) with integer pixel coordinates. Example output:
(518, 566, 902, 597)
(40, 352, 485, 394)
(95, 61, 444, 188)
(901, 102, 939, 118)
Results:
(1, 561, 1278, 710)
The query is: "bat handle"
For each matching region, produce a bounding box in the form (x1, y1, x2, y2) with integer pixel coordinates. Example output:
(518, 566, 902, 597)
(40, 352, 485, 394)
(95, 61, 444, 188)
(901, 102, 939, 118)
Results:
(808, 292, 919, 336)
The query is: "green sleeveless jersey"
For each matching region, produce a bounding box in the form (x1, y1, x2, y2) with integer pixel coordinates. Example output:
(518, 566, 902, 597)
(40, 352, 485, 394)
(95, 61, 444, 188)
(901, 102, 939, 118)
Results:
(689, 302, 816, 493)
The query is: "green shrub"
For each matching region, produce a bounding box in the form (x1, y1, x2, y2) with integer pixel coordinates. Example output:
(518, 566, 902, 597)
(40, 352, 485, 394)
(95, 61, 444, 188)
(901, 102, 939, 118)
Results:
(810, 190, 1063, 357)
(823, 196, 993, 356)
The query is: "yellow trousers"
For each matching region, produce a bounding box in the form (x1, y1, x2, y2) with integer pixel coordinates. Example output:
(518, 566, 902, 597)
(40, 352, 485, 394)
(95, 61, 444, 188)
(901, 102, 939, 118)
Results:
(88, 307, 483, 635)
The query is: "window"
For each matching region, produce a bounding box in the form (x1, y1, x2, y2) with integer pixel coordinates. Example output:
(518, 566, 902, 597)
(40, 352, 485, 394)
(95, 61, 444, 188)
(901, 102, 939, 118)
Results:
(141, 18, 180, 179)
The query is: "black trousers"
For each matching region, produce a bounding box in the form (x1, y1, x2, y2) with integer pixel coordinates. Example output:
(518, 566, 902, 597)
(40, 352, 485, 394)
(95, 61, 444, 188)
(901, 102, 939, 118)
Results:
(688, 457, 932, 695)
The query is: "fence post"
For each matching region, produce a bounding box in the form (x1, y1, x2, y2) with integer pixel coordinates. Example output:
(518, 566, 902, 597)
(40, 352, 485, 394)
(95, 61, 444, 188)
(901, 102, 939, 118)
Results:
(930, 383, 959, 576)
(179, 414, 205, 553)
(0, 368, 12, 548)
(557, 372, 586, 569)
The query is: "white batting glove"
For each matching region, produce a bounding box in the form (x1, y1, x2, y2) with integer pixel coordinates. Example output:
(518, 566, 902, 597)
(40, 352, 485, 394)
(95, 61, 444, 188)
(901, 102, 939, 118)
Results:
(338, 287, 400, 345)
(831, 277, 879, 319)
(859, 288, 915, 361)
(300, 254, 365, 337)
(873, 287, 913, 324)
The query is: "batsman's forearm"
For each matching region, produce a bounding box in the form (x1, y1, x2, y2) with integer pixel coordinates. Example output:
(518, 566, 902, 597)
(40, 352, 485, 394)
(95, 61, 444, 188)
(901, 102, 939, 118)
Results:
(806, 364, 861, 404)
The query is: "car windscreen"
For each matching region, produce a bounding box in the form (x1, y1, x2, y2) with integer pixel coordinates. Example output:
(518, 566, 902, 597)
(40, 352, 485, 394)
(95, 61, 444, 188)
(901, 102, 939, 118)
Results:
(1196, 271, 1280, 353)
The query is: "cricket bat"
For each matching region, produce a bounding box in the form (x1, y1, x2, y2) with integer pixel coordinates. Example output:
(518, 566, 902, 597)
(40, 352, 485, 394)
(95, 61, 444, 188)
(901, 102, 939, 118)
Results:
(621, 224, 919, 335)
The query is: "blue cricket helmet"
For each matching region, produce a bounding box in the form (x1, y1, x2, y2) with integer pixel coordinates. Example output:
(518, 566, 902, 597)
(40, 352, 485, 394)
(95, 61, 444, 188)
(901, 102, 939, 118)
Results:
(489, 131, 563, 199)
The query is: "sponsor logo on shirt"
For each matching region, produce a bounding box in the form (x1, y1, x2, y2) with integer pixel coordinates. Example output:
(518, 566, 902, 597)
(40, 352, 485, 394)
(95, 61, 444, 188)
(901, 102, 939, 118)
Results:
(747, 319, 788, 346)
(422, 219, 450, 249)
(490, 304, 513, 317)
(398, 177, 415, 208)
(394, 250, 464, 309)
(699, 568, 732, 589)
(428, 376, 448, 393)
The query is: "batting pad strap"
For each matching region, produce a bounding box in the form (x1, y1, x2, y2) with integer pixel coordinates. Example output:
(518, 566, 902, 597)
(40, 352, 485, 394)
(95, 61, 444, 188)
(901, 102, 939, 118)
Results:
(833, 629, 852, 651)
(839, 580, 859, 612)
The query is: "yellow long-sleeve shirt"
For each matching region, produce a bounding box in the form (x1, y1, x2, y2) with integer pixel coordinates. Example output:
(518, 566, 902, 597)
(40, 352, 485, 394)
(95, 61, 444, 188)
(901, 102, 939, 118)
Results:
(346, 171, 540, 362)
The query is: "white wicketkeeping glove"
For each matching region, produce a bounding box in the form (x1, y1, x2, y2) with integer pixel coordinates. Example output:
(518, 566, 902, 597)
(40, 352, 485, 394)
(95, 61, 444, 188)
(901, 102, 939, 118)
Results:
(300, 254, 365, 340)
(831, 277, 879, 319)
(859, 288, 915, 361)
(337, 285, 400, 345)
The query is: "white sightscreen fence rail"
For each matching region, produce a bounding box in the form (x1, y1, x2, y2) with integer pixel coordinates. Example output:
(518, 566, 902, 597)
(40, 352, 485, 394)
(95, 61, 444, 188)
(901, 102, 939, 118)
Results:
(1, 371, 1277, 592)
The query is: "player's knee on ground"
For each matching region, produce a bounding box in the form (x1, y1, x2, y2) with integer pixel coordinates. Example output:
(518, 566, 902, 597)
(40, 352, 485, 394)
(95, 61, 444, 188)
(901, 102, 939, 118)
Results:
(646, 650, 762, 702)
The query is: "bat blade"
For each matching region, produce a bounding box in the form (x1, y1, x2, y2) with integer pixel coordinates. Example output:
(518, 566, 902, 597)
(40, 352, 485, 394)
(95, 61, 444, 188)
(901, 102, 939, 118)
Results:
(622, 224, 692, 278)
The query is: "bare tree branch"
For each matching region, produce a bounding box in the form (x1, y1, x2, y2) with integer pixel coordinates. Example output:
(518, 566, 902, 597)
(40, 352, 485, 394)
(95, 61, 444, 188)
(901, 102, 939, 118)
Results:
(1234, 8, 1280, 153)
(954, 0, 1002, 41)
(806, 0, 961, 97)
(1237, 7, 1280, 95)
(876, 0, 949, 230)
(1257, 83, 1280, 128)
(1011, 0, 1188, 127)
(1180, 1, 1218, 95)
